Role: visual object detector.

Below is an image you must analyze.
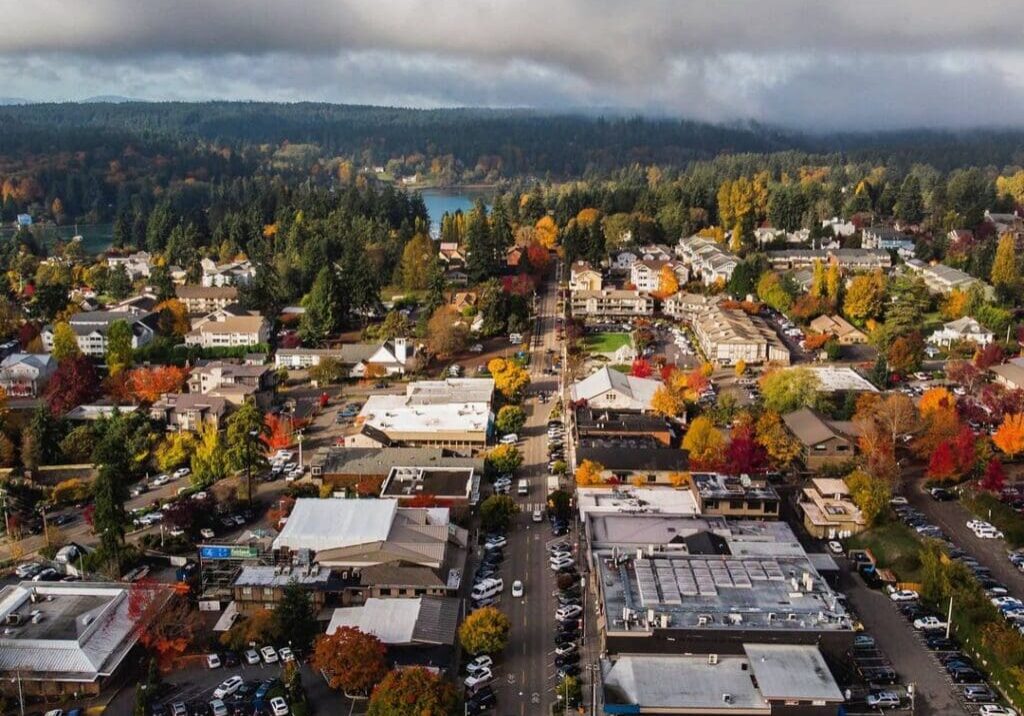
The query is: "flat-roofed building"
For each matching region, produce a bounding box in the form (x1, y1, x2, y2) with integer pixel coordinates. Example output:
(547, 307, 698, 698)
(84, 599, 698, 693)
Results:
(993, 358, 1024, 391)
(309, 446, 483, 496)
(380, 465, 479, 507)
(798, 477, 867, 539)
(576, 485, 700, 518)
(571, 289, 654, 320)
(690, 306, 790, 366)
(689, 472, 781, 519)
(575, 408, 677, 447)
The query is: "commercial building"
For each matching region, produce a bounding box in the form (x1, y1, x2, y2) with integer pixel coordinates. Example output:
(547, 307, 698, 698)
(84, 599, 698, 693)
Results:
(571, 367, 661, 413)
(576, 486, 700, 519)
(380, 465, 479, 506)
(688, 473, 781, 519)
(575, 408, 677, 447)
(344, 378, 494, 450)
(571, 289, 654, 320)
(309, 446, 483, 494)
(576, 443, 689, 485)
(0, 581, 172, 698)
(782, 408, 857, 470)
(798, 478, 867, 539)
(690, 306, 790, 366)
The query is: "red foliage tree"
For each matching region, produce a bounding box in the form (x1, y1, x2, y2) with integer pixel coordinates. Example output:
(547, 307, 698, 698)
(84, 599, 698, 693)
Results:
(128, 579, 198, 669)
(630, 358, 653, 378)
(525, 242, 551, 275)
(952, 425, 978, 475)
(946, 360, 984, 394)
(264, 413, 294, 451)
(501, 274, 535, 296)
(45, 355, 100, 415)
(16, 321, 39, 348)
(927, 442, 958, 481)
(311, 626, 388, 696)
(128, 365, 188, 403)
(981, 458, 1006, 493)
(975, 342, 1006, 370)
(660, 364, 677, 382)
(724, 423, 767, 475)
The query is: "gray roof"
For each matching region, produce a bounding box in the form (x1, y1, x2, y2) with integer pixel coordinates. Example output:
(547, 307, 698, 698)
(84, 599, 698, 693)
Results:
(327, 596, 459, 646)
(412, 596, 460, 644)
(744, 644, 844, 701)
(602, 654, 768, 712)
(312, 447, 483, 476)
(782, 408, 846, 447)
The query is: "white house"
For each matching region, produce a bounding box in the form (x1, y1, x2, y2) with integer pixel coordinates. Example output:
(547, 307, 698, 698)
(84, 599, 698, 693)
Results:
(0, 353, 56, 397)
(106, 251, 154, 281)
(928, 317, 993, 348)
(569, 261, 603, 292)
(200, 258, 255, 288)
(41, 312, 156, 357)
(184, 313, 270, 348)
(610, 250, 638, 273)
(275, 338, 420, 375)
(629, 260, 688, 292)
(675, 235, 738, 286)
(822, 217, 856, 237)
(570, 366, 661, 412)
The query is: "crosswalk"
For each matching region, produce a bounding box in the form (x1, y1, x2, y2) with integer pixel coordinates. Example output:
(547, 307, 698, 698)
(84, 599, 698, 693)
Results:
(520, 501, 548, 514)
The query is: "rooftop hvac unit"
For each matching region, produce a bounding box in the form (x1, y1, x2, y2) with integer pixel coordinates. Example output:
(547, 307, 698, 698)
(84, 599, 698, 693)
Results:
(708, 653, 718, 665)
(697, 615, 709, 626)
(722, 694, 732, 704)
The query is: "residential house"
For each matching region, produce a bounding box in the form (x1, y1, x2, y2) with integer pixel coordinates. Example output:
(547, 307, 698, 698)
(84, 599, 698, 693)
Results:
(106, 250, 153, 280)
(437, 242, 466, 269)
(765, 248, 891, 271)
(904, 259, 992, 297)
(782, 408, 857, 470)
(175, 284, 240, 314)
(690, 305, 790, 366)
(928, 316, 994, 348)
(822, 217, 856, 237)
(571, 366, 661, 412)
(569, 260, 603, 292)
(570, 289, 654, 321)
(187, 361, 277, 405)
(0, 353, 56, 397)
(610, 250, 639, 273)
(505, 245, 524, 269)
(688, 472, 781, 519)
(41, 311, 156, 357)
(993, 358, 1024, 391)
(808, 315, 867, 345)
(985, 209, 1023, 235)
(676, 235, 738, 285)
(862, 226, 915, 255)
(200, 258, 255, 287)
(184, 313, 270, 349)
(450, 292, 477, 312)
(150, 393, 229, 432)
(799, 477, 867, 539)
(629, 259, 688, 292)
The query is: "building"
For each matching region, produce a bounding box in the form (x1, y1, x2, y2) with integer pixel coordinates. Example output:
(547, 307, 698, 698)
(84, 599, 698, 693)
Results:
(610, 250, 639, 273)
(175, 284, 239, 314)
(676, 235, 738, 285)
(184, 313, 270, 349)
(808, 315, 867, 345)
(274, 347, 349, 370)
(327, 596, 460, 669)
(150, 392, 229, 432)
(65, 403, 140, 422)
(200, 258, 255, 287)
(601, 645, 844, 716)
(275, 339, 419, 376)
(106, 250, 153, 280)
(765, 248, 891, 271)
(688, 473, 781, 519)
(310, 446, 482, 495)
(690, 306, 790, 366)
(0, 581, 172, 698)
(380, 466, 479, 506)
(928, 316, 994, 348)
(187, 361, 277, 405)
(586, 514, 854, 659)
(993, 358, 1024, 391)
(801, 366, 878, 393)
(569, 260, 603, 292)
(782, 408, 857, 470)
(904, 259, 990, 296)
(571, 367, 661, 412)
(862, 226, 915, 255)
(662, 291, 716, 320)
(570, 289, 654, 320)
(344, 378, 494, 450)
(822, 217, 856, 238)
(0, 353, 56, 397)
(798, 478, 867, 539)
(576, 486, 700, 518)
(629, 259, 688, 292)
(575, 444, 689, 484)
(41, 312, 156, 357)
(449, 291, 477, 312)
(437, 242, 466, 269)
(575, 408, 677, 447)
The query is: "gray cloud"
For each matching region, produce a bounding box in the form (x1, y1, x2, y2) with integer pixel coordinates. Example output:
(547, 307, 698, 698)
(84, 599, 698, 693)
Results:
(1, 1, 1023, 129)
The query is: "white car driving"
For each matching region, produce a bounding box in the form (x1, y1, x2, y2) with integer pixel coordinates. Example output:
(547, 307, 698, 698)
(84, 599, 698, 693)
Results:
(511, 580, 524, 598)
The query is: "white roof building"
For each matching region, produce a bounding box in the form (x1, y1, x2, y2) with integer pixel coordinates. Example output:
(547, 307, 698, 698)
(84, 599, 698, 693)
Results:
(928, 316, 994, 348)
(327, 596, 460, 646)
(273, 499, 398, 552)
(570, 366, 661, 412)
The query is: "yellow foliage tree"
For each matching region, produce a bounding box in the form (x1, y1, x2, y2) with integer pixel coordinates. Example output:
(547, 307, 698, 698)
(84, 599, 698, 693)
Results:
(734, 360, 747, 377)
(535, 216, 558, 249)
(682, 416, 725, 466)
(487, 358, 531, 402)
(576, 208, 602, 226)
(575, 459, 605, 487)
(991, 233, 1019, 291)
(941, 289, 970, 320)
(843, 271, 886, 323)
(668, 472, 691, 488)
(755, 410, 803, 468)
(655, 264, 680, 299)
(650, 384, 684, 418)
(996, 171, 1024, 205)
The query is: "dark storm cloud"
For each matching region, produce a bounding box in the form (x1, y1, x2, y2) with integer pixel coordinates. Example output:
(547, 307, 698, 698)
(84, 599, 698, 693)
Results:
(2, 1, 1023, 128)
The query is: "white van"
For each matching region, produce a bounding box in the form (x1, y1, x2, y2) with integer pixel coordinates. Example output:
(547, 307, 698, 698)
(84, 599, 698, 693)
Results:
(517, 479, 529, 496)
(471, 578, 504, 601)
(500, 433, 518, 445)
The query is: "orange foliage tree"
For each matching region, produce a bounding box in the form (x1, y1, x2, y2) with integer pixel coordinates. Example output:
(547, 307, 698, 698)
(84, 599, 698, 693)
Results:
(264, 413, 294, 451)
(128, 365, 189, 403)
(128, 579, 199, 669)
(993, 413, 1024, 458)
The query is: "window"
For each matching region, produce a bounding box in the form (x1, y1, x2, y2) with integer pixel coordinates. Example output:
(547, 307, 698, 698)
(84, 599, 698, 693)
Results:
(379, 588, 393, 596)
(263, 587, 274, 599)
(729, 499, 744, 510)
(647, 474, 657, 483)
(241, 587, 253, 597)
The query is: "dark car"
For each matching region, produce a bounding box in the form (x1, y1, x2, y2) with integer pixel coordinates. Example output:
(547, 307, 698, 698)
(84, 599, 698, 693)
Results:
(221, 651, 241, 667)
(555, 652, 580, 667)
(552, 524, 569, 537)
(859, 667, 897, 684)
(557, 664, 581, 679)
(468, 686, 496, 707)
(925, 636, 957, 650)
(949, 667, 983, 683)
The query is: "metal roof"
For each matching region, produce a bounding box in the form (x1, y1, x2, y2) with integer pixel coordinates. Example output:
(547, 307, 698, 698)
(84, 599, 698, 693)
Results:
(272, 498, 397, 552)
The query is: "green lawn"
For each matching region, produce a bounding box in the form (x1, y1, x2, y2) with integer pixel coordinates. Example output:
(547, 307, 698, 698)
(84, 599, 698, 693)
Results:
(585, 332, 632, 354)
(847, 521, 925, 582)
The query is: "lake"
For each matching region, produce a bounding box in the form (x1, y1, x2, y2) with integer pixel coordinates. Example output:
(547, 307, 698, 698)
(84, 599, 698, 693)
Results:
(420, 188, 490, 238)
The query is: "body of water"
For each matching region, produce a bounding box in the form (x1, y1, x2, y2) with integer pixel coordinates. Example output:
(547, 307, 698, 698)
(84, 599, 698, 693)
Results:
(420, 188, 490, 238)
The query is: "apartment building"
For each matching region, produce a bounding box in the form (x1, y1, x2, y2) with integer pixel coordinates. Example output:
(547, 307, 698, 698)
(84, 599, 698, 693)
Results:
(200, 258, 255, 287)
(175, 284, 240, 314)
(629, 259, 689, 292)
(765, 248, 891, 271)
(569, 260, 603, 292)
(690, 306, 790, 366)
(184, 313, 270, 348)
(676, 235, 738, 285)
(571, 289, 654, 321)
(41, 311, 156, 357)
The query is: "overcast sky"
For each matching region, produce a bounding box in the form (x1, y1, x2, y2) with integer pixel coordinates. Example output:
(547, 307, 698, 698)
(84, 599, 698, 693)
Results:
(3, 0, 1024, 130)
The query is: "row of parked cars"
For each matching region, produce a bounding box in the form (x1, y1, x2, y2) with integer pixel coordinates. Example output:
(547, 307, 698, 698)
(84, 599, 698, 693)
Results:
(549, 540, 583, 694)
(463, 527, 512, 713)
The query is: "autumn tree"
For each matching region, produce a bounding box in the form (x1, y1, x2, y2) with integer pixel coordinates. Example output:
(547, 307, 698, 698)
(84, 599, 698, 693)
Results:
(105, 319, 134, 375)
(843, 271, 886, 323)
(655, 264, 680, 299)
(128, 581, 200, 669)
(846, 470, 891, 526)
(224, 400, 271, 477)
(495, 405, 525, 435)
(993, 413, 1024, 458)
(682, 416, 725, 468)
(312, 626, 387, 697)
(50, 322, 80, 360)
(458, 606, 511, 654)
(927, 443, 958, 482)
(479, 494, 518, 531)
(45, 354, 99, 415)
(755, 410, 802, 468)
(425, 306, 468, 358)
(651, 384, 684, 418)
(367, 667, 459, 716)
(127, 365, 188, 403)
(486, 443, 522, 474)
(264, 413, 294, 452)
(575, 459, 605, 487)
(534, 215, 558, 249)
(759, 368, 820, 414)
(399, 233, 438, 291)
(991, 233, 1019, 297)
(725, 420, 767, 475)
(308, 357, 346, 385)
(190, 424, 227, 485)
(154, 299, 190, 337)
(488, 357, 530, 402)
(630, 358, 653, 378)
(914, 386, 960, 458)
(981, 458, 1006, 492)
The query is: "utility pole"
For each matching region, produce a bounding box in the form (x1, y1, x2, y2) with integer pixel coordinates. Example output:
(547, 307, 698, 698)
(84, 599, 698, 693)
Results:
(946, 596, 954, 639)
(246, 429, 258, 505)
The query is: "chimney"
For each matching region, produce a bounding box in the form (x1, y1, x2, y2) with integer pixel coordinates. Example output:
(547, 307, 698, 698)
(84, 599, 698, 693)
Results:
(394, 337, 407, 364)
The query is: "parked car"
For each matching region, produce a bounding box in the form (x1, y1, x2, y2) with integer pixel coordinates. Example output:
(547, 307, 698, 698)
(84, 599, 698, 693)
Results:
(244, 649, 260, 665)
(555, 604, 583, 621)
(213, 676, 244, 699)
(979, 706, 1018, 716)
(913, 616, 949, 631)
(464, 668, 493, 689)
(866, 691, 901, 709)
(889, 589, 919, 602)
(260, 646, 279, 663)
(964, 686, 998, 702)
(206, 653, 222, 669)
(466, 655, 493, 675)
(269, 697, 290, 716)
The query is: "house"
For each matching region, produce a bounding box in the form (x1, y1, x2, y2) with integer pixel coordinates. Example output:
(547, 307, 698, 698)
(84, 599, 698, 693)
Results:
(150, 393, 229, 432)
(799, 477, 867, 539)
(904, 259, 992, 297)
(688, 472, 781, 519)
(187, 361, 277, 405)
(41, 312, 156, 357)
(569, 260, 603, 292)
(0, 581, 172, 698)
(570, 290, 654, 321)
(275, 347, 350, 370)
(505, 245, 524, 269)
(928, 316, 993, 348)
(450, 292, 477, 312)
(862, 226, 915, 255)
(948, 229, 974, 245)
(106, 250, 154, 280)
(676, 235, 738, 285)
(334, 338, 420, 377)
(0, 353, 56, 397)
(993, 358, 1024, 391)
(610, 250, 639, 273)
(629, 259, 688, 292)
(985, 209, 1023, 235)
(175, 284, 239, 314)
(822, 217, 856, 237)
(200, 258, 255, 287)
(662, 291, 716, 320)
(808, 315, 867, 345)
(690, 306, 790, 366)
(344, 379, 494, 451)
(184, 313, 270, 348)
(571, 366, 661, 412)
(782, 408, 857, 470)
(437, 243, 466, 268)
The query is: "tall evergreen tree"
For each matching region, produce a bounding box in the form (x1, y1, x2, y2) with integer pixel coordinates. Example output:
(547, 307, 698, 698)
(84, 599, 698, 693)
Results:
(299, 266, 341, 345)
(893, 175, 925, 224)
(465, 199, 497, 283)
